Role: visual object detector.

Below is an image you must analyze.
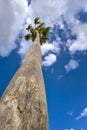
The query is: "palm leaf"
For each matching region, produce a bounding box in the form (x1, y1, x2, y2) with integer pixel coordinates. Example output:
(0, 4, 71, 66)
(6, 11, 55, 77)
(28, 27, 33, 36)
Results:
(26, 25, 32, 31)
(40, 36, 49, 45)
(34, 17, 40, 24)
(36, 22, 45, 29)
(25, 34, 32, 41)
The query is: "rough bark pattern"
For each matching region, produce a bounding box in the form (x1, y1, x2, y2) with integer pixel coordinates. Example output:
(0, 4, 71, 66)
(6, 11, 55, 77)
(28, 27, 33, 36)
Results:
(0, 32, 48, 130)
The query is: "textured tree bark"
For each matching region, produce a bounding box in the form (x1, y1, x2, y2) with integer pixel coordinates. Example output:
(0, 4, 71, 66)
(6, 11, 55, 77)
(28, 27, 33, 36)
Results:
(0, 32, 48, 130)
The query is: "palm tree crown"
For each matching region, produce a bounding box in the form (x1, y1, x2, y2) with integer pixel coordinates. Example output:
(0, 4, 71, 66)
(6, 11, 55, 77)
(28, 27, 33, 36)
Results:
(25, 17, 51, 45)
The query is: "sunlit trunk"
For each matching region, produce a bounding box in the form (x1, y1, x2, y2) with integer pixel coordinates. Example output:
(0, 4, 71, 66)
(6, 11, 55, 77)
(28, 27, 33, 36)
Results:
(0, 31, 48, 130)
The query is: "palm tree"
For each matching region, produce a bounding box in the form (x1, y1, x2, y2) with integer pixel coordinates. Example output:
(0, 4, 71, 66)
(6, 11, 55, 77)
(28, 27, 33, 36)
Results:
(25, 17, 51, 45)
(0, 17, 51, 130)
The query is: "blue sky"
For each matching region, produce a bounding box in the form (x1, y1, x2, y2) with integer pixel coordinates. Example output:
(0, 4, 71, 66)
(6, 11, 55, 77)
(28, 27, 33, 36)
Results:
(0, 0, 87, 130)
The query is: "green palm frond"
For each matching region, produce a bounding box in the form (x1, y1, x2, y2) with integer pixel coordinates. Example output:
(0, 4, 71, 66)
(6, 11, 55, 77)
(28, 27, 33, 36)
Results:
(25, 34, 32, 41)
(26, 25, 32, 31)
(40, 35, 49, 44)
(36, 22, 45, 30)
(34, 17, 40, 25)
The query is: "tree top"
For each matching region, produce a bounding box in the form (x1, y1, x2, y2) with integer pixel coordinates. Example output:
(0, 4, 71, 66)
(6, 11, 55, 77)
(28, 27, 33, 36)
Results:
(25, 17, 51, 45)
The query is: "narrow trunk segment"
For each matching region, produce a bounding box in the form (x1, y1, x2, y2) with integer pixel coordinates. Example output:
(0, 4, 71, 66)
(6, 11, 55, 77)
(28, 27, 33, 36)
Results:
(0, 32, 48, 130)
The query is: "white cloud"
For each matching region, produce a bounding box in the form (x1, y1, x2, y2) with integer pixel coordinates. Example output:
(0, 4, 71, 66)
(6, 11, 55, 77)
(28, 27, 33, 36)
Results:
(30, 0, 87, 24)
(65, 59, 79, 72)
(42, 53, 57, 67)
(0, 0, 28, 57)
(76, 108, 87, 120)
(69, 23, 87, 54)
(30, 0, 67, 25)
(64, 0, 87, 21)
(39, 42, 60, 66)
(41, 42, 60, 56)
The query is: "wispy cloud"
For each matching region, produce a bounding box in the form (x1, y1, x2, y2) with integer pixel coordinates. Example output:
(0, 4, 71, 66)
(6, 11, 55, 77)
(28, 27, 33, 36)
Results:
(57, 75, 64, 80)
(80, 128, 84, 130)
(76, 108, 87, 120)
(50, 68, 54, 74)
(64, 128, 75, 130)
(67, 112, 73, 116)
(65, 59, 79, 72)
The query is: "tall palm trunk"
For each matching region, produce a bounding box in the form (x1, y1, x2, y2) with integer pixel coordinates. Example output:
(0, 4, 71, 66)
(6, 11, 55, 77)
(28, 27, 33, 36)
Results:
(0, 32, 48, 130)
